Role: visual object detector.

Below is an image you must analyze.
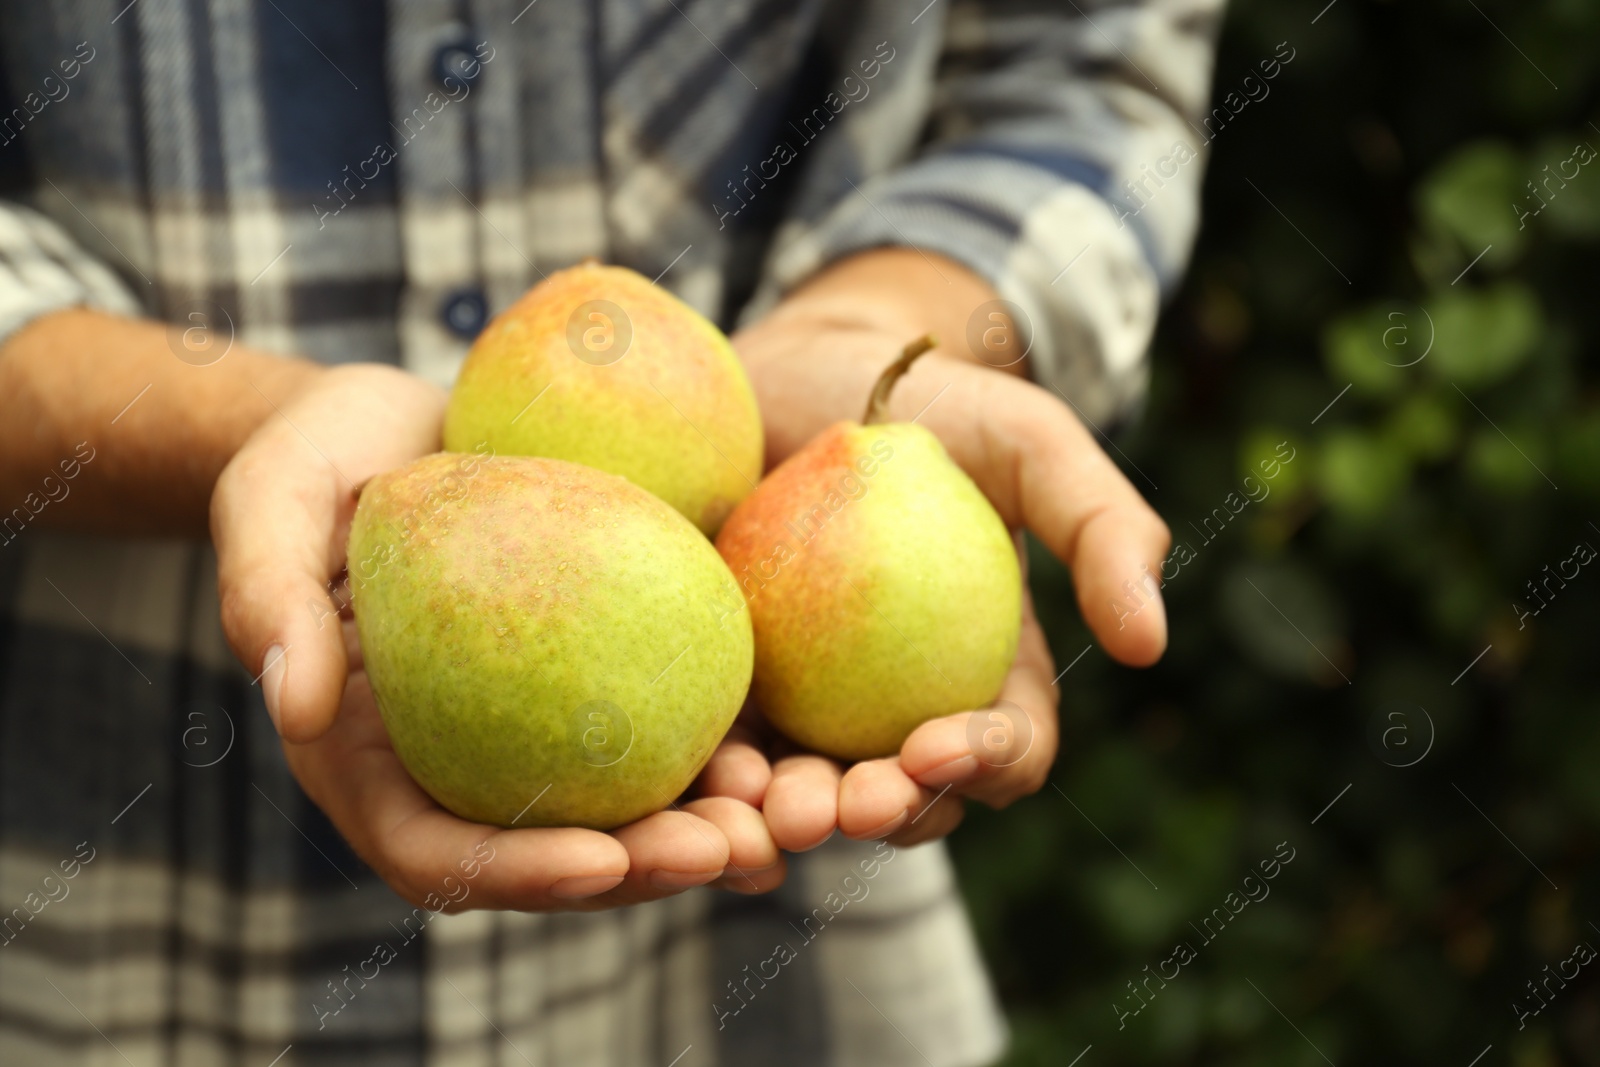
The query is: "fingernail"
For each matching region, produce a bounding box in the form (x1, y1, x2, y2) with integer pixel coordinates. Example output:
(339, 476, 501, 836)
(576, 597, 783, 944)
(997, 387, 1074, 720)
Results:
(855, 810, 908, 840)
(261, 645, 287, 734)
(550, 874, 625, 899)
(648, 869, 722, 890)
(913, 754, 978, 788)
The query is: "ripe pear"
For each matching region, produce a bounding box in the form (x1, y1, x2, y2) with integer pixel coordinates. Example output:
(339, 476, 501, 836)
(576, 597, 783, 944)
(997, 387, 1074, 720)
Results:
(715, 338, 1021, 761)
(348, 451, 753, 830)
(442, 262, 762, 536)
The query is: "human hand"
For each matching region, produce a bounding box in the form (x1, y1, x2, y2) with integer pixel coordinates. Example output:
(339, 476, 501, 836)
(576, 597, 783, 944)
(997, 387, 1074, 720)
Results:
(212, 362, 784, 910)
(730, 250, 1171, 850)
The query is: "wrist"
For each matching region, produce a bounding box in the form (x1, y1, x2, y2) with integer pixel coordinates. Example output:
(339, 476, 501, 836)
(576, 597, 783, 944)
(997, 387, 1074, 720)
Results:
(748, 247, 1026, 377)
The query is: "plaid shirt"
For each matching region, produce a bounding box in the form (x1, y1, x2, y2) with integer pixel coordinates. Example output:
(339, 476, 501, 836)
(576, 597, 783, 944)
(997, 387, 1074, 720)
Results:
(0, 1, 1220, 1063)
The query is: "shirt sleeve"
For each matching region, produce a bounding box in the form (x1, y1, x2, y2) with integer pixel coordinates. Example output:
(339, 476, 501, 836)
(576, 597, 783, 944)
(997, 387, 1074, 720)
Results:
(759, 0, 1224, 426)
(0, 200, 144, 344)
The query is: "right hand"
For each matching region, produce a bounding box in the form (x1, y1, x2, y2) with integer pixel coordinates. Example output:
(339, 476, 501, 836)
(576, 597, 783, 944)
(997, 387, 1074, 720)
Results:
(212, 362, 784, 911)
(728, 250, 1171, 857)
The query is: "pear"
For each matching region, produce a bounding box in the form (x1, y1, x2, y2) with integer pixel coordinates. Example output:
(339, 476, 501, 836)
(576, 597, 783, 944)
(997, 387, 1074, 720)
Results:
(715, 338, 1021, 761)
(443, 262, 763, 536)
(348, 452, 753, 830)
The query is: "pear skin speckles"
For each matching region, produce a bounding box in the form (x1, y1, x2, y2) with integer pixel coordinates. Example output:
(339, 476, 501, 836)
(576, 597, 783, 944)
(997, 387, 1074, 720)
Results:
(715, 422, 1019, 760)
(442, 263, 762, 536)
(349, 453, 753, 828)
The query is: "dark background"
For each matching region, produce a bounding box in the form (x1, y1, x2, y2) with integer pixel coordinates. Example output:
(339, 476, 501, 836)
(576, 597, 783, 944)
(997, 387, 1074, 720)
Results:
(949, 0, 1600, 1062)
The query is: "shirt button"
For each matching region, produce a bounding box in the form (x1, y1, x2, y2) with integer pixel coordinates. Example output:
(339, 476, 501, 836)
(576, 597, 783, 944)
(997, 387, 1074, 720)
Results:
(440, 288, 488, 340)
(433, 39, 483, 90)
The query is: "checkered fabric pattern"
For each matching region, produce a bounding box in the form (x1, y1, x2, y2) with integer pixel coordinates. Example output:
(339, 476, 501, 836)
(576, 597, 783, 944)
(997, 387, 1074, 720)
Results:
(0, 1, 1221, 1063)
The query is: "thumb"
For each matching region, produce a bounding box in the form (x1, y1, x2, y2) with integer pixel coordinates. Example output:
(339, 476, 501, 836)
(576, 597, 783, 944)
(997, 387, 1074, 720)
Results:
(913, 371, 1171, 666)
(212, 424, 354, 744)
(1011, 393, 1170, 665)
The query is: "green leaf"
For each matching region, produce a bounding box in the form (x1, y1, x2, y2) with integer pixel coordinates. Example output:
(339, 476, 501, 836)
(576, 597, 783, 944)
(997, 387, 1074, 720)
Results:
(1238, 430, 1306, 498)
(1555, 410, 1600, 495)
(1423, 283, 1542, 389)
(1317, 429, 1412, 518)
(1463, 425, 1551, 494)
(1530, 135, 1600, 237)
(1321, 307, 1410, 399)
(1415, 140, 1526, 267)
(1384, 393, 1459, 462)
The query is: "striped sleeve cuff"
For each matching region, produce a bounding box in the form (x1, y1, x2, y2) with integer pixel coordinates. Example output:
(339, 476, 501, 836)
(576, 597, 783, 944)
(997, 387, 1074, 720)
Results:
(0, 200, 143, 344)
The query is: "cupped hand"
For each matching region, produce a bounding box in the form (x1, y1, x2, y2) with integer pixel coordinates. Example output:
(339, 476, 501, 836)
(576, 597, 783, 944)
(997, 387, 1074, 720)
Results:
(211, 362, 784, 910)
(732, 254, 1171, 851)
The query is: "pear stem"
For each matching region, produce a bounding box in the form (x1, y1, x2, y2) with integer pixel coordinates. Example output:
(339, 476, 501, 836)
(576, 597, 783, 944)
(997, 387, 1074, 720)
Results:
(862, 334, 937, 425)
(578, 255, 602, 267)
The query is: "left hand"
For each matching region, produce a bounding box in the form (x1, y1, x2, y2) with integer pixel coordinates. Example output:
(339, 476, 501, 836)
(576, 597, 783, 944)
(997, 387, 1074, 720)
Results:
(212, 363, 785, 906)
(723, 249, 1172, 850)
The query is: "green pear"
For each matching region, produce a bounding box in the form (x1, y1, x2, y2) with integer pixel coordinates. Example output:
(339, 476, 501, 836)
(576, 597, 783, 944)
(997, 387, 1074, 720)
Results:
(443, 262, 763, 536)
(714, 338, 1021, 761)
(348, 451, 753, 830)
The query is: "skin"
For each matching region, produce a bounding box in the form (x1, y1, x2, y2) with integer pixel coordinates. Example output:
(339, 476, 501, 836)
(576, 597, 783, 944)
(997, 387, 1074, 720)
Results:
(0, 246, 1170, 908)
(731, 248, 1170, 851)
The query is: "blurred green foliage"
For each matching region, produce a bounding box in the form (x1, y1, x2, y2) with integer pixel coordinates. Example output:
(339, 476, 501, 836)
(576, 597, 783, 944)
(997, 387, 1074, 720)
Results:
(948, 0, 1600, 1062)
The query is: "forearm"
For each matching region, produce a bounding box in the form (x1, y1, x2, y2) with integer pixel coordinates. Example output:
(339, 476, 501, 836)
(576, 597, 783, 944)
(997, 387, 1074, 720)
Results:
(0, 307, 320, 538)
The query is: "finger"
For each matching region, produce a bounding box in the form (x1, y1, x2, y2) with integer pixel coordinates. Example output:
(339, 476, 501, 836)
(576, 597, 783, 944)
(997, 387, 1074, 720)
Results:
(603, 808, 729, 903)
(764, 754, 843, 852)
(734, 334, 1168, 663)
(1010, 388, 1169, 665)
(213, 435, 352, 744)
(288, 676, 631, 911)
(837, 758, 931, 841)
(387, 813, 631, 912)
(212, 366, 443, 744)
(913, 371, 1171, 666)
(711, 862, 787, 895)
(691, 721, 773, 808)
(683, 797, 786, 894)
(899, 595, 1060, 808)
(884, 791, 966, 847)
